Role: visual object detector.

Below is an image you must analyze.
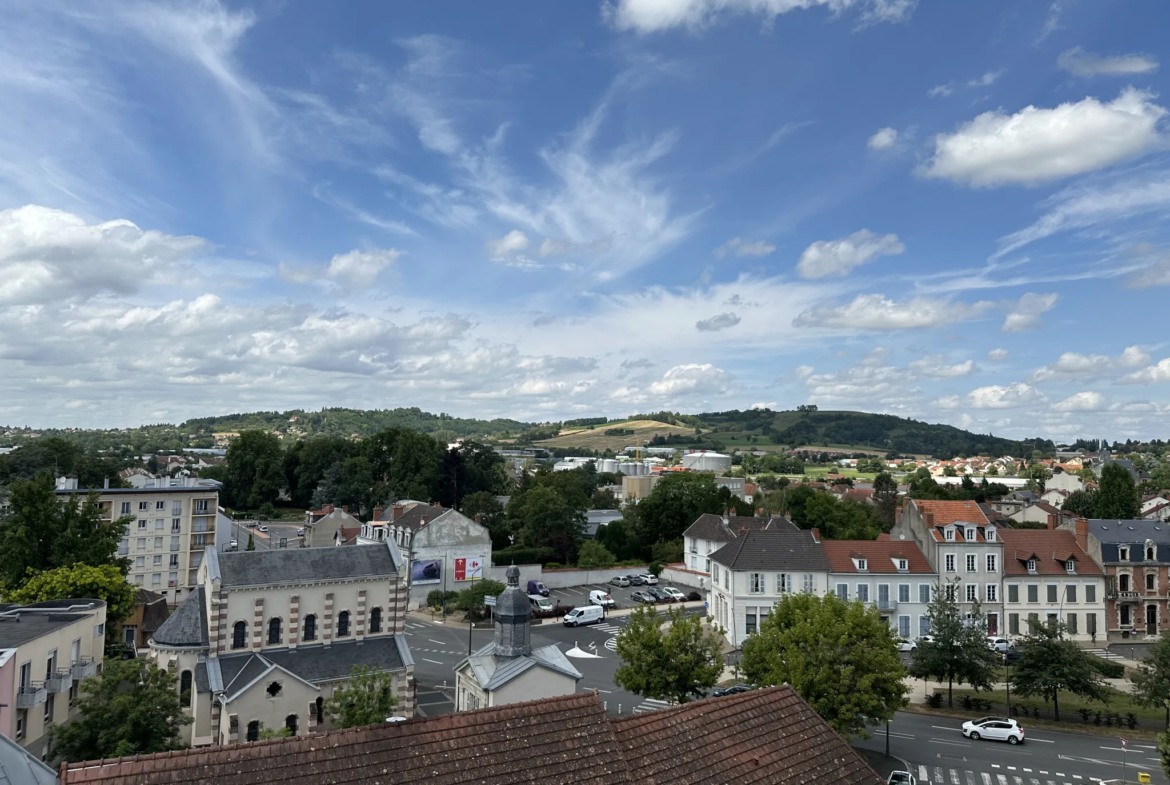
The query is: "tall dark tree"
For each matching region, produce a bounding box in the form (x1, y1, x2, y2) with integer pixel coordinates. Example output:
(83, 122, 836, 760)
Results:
(282, 436, 360, 508)
(364, 428, 444, 504)
(873, 472, 899, 529)
(438, 440, 509, 509)
(626, 472, 727, 546)
(508, 486, 585, 563)
(1011, 619, 1107, 722)
(908, 580, 1000, 707)
(1094, 463, 1140, 519)
(1133, 633, 1170, 729)
(1062, 489, 1098, 517)
(222, 430, 285, 508)
(460, 491, 509, 547)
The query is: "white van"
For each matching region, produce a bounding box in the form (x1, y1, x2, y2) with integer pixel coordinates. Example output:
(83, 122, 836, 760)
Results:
(589, 590, 615, 608)
(563, 605, 604, 627)
(529, 594, 554, 612)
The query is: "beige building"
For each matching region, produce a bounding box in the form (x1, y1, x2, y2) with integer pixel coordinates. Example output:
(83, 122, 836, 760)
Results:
(56, 476, 227, 606)
(0, 599, 107, 759)
(454, 566, 580, 711)
(148, 542, 414, 747)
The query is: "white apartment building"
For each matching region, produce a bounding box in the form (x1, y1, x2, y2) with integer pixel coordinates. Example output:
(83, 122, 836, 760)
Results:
(0, 599, 107, 759)
(57, 476, 228, 606)
(821, 540, 936, 640)
(997, 527, 1106, 642)
(682, 513, 791, 576)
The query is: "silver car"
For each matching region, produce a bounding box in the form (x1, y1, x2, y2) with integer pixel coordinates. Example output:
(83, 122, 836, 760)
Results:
(640, 574, 659, 585)
(610, 575, 631, 587)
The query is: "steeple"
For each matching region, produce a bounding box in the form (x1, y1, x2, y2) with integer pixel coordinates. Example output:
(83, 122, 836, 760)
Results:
(493, 565, 532, 657)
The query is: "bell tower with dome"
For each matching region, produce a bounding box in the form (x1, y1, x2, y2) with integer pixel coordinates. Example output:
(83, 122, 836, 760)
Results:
(493, 565, 532, 657)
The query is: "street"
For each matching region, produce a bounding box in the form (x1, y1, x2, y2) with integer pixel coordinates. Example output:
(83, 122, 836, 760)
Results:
(853, 711, 1167, 785)
(225, 518, 303, 551)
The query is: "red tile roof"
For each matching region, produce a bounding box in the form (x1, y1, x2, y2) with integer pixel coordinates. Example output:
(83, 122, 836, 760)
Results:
(821, 540, 934, 574)
(996, 528, 1103, 576)
(915, 499, 989, 526)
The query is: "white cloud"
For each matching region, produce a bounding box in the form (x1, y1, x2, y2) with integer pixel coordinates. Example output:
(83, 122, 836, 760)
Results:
(927, 83, 953, 98)
(933, 395, 962, 409)
(648, 363, 729, 395)
(867, 127, 899, 150)
(804, 364, 910, 402)
(714, 237, 776, 258)
(1030, 345, 1149, 382)
(1127, 245, 1170, 288)
(1053, 391, 1109, 412)
(1058, 47, 1159, 78)
(1120, 358, 1170, 385)
(860, 347, 891, 367)
(1002, 292, 1058, 332)
(485, 229, 530, 262)
(695, 312, 742, 332)
(967, 69, 1005, 87)
(796, 229, 904, 279)
(1036, 0, 1068, 42)
(922, 88, 1166, 187)
(603, 0, 916, 33)
(908, 356, 976, 378)
(794, 293, 994, 331)
(326, 248, 401, 287)
(987, 348, 1009, 361)
(966, 382, 1043, 409)
(750, 401, 777, 410)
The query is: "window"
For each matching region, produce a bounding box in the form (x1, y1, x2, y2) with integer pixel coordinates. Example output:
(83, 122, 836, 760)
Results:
(723, 569, 729, 590)
(1120, 547, 1130, 561)
(836, 583, 848, 600)
(1087, 613, 1097, 635)
(1066, 560, 1076, 574)
(966, 528, 976, 541)
(134, 574, 143, 585)
(246, 720, 260, 742)
(1120, 574, 1131, 592)
(985, 528, 996, 543)
(1008, 584, 1019, 603)
(1067, 613, 1078, 634)
(987, 554, 998, 573)
(170, 535, 180, 550)
(285, 714, 298, 736)
(919, 584, 931, 603)
(1047, 585, 1058, 603)
(180, 670, 192, 707)
(1028, 612, 1040, 631)
(172, 500, 183, 516)
(154, 536, 163, 548)
(370, 607, 382, 634)
(919, 616, 931, 636)
(1067, 585, 1077, 603)
(1148, 573, 1157, 591)
(44, 694, 53, 723)
(151, 573, 161, 585)
(1009, 613, 1019, 634)
(966, 584, 977, 602)
(1149, 546, 1156, 561)
(966, 554, 976, 572)
(944, 528, 955, 542)
(1026, 559, 1037, 573)
(268, 618, 282, 645)
(170, 554, 179, 568)
(749, 573, 764, 593)
(857, 559, 868, 572)
(985, 584, 997, 602)
(15, 710, 25, 740)
(1086, 584, 1097, 603)
(897, 559, 908, 572)
(303, 615, 317, 642)
(195, 499, 211, 514)
(1027, 585, 1039, 603)
(804, 574, 815, 593)
(155, 519, 164, 531)
(898, 615, 910, 637)
(153, 555, 162, 566)
(137, 537, 146, 550)
(266, 681, 282, 698)
(776, 574, 792, 594)
(138, 519, 147, 530)
(135, 556, 145, 569)
(168, 571, 177, 586)
(232, 621, 247, 650)
(156, 500, 166, 510)
(856, 584, 869, 602)
(139, 501, 149, 511)
(945, 554, 956, 573)
(899, 584, 910, 603)
(746, 607, 757, 635)
(172, 519, 181, 533)
(337, 611, 350, 637)
(121, 502, 132, 515)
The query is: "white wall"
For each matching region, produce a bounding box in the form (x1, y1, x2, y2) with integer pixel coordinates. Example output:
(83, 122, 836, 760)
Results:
(483, 565, 652, 589)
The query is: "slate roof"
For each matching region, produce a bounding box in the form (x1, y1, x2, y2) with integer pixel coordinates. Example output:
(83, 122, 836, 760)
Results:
(459, 641, 582, 691)
(612, 686, 879, 785)
(996, 529, 1103, 576)
(215, 636, 411, 696)
(709, 527, 829, 572)
(151, 587, 208, 648)
(0, 600, 105, 649)
(0, 731, 58, 785)
(821, 540, 933, 574)
(217, 543, 398, 587)
(373, 503, 447, 532)
(136, 589, 170, 634)
(1086, 518, 1170, 564)
(59, 688, 879, 785)
(684, 513, 790, 544)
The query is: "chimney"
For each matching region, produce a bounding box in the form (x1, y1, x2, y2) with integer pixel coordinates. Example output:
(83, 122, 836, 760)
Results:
(373, 505, 383, 521)
(391, 504, 404, 521)
(323, 504, 333, 515)
(474, 513, 483, 524)
(729, 507, 737, 518)
(1074, 517, 1089, 552)
(103, 478, 109, 490)
(810, 527, 820, 543)
(923, 511, 935, 527)
(1047, 513, 1057, 531)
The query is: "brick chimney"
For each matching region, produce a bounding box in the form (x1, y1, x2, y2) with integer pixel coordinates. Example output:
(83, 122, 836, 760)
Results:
(1047, 513, 1057, 531)
(391, 504, 404, 521)
(373, 505, 384, 521)
(810, 527, 820, 543)
(729, 507, 737, 518)
(923, 511, 934, 527)
(1074, 517, 1089, 552)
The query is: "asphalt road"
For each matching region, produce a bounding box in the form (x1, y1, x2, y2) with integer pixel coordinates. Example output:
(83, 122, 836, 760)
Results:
(225, 519, 303, 551)
(853, 711, 1166, 785)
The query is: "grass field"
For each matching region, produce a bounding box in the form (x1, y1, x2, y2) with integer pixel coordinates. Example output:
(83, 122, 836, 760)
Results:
(945, 685, 1163, 729)
(534, 419, 697, 452)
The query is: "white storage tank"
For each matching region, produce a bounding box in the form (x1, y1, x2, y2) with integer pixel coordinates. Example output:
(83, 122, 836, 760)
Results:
(681, 451, 732, 472)
(598, 458, 619, 474)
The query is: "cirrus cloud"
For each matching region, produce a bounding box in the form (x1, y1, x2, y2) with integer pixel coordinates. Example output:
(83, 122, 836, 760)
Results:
(793, 293, 994, 330)
(603, 0, 917, 33)
(1057, 47, 1159, 78)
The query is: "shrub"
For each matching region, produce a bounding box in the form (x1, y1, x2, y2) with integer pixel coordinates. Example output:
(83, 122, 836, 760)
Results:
(687, 591, 702, 602)
(1031, 706, 1040, 719)
(1126, 713, 1138, 729)
(960, 695, 973, 711)
(1078, 708, 1092, 723)
(925, 692, 944, 709)
(491, 545, 555, 565)
(545, 562, 563, 570)
(426, 590, 459, 609)
(1093, 659, 1126, 679)
(1094, 711, 1102, 725)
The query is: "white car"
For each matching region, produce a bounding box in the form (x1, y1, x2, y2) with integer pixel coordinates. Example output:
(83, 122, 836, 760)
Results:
(917, 634, 936, 644)
(987, 636, 1013, 653)
(258, 525, 269, 533)
(962, 717, 1024, 744)
(896, 639, 917, 652)
(640, 574, 659, 585)
(887, 773, 917, 785)
(661, 587, 687, 602)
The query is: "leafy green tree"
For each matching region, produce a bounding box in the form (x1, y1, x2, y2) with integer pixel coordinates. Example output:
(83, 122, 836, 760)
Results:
(798, 493, 881, 540)
(614, 606, 725, 705)
(324, 665, 401, 728)
(282, 436, 361, 508)
(257, 725, 292, 739)
(461, 491, 509, 547)
(311, 456, 374, 514)
(1061, 489, 1097, 517)
(628, 472, 727, 546)
(909, 581, 1000, 707)
(873, 472, 899, 529)
(0, 472, 129, 592)
(1094, 463, 1140, 519)
(7, 564, 136, 623)
(455, 579, 506, 622)
(1133, 634, 1170, 729)
(364, 428, 444, 505)
(576, 540, 616, 569)
(49, 658, 189, 763)
(742, 592, 908, 738)
(1011, 619, 1107, 722)
(509, 485, 585, 563)
(650, 538, 684, 565)
(223, 430, 285, 508)
(439, 440, 509, 509)
(246, 532, 255, 551)
(595, 517, 641, 562)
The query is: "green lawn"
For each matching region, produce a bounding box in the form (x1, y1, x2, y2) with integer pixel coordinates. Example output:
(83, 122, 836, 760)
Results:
(943, 685, 1166, 730)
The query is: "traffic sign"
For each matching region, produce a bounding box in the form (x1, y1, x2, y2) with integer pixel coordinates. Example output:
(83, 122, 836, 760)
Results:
(1120, 738, 1128, 748)
(485, 596, 497, 607)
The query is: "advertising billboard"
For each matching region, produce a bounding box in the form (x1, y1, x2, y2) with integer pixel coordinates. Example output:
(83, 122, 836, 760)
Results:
(455, 556, 484, 582)
(411, 559, 442, 585)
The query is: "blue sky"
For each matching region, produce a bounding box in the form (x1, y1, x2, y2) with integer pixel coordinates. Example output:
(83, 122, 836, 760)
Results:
(3, 0, 1170, 440)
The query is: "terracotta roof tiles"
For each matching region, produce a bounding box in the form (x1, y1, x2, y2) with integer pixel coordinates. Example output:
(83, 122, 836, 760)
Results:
(821, 540, 934, 574)
(996, 528, 1103, 576)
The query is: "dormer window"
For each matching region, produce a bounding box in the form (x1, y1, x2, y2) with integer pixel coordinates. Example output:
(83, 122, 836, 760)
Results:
(1120, 547, 1131, 562)
(897, 559, 908, 572)
(856, 559, 868, 572)
(1066, 559, 1076, 574)
(985, 529, 996, 543)
(944, 528, 955, 542)
(1026, 559, 1037, 573)
(965, 527, 976, 541)
(1148, 545, 1156, 561)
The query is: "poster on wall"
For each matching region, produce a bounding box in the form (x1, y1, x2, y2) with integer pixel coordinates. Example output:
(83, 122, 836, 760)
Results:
(411, 559, 442, 585)
(455, 556, 484, 582)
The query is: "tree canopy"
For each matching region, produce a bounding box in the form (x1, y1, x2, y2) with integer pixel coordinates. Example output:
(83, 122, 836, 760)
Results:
(614, 606, 725, 705)
(323, 665, 401, 728)
(1133, 634, 1170, 730)
(1094, 463, 1140, 519)
(7, 563, 136, 623)
(1011, 619, 1108, 722)
(908, 581, 1000, 706)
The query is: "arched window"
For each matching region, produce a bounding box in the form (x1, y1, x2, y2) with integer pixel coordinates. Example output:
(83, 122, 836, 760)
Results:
(179, 670, 192, 707)
(1120, 574, 1131, 592)
(1149, 546, 1157, 561)
(268, 617, 282, 645)
(369, 607, 382, 634)
(303, 614, 316, 642)
(285, 714, 298, 736)
(337, 610, 350, 637)
(246, 720, 260, 742)
(232, 621, 247, 650)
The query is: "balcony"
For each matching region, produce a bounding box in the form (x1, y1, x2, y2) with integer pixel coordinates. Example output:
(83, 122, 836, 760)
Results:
(118, 545, 129, 556)
(71, 657, 97, 679)
(1109, 591, 1142, 601)
(170, 542, 180, 552)
(874, 599, 897, 611)
(193, 520, 213, 533)
(46, 669, 73, 693)
(16, 683, 47, 708)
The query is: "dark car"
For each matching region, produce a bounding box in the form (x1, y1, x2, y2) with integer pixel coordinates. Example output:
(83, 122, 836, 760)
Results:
(647, 587, 674, 603)
(630, 590, 656, 604)
(628, 574, 646, 586)
(1002, 647, 1021, 663)
(712, 684, 754, 697)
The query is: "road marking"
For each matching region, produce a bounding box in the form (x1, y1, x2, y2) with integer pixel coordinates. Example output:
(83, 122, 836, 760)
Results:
(1013, 777, 1023, 785)
(981, 773, 991, 785)
(1026, 738, 1054, 743)
(929, 738, 971, 747)
(933, 725, 961, 732)
(1008, 767, 1016, 771)
(965, 770, 976, 785)
(421, 658, 443, 665)
(991, 765, 1001, 769)
(1030, 779, 1040, 785)
(935, 767, 944, 783)
(428, 639, 446, 645)
(404, 632, 414, 636)
(1023, 770, 1032, 774)
(996, 776, 1007, 785)
(951, 769, 960, 784)
(919, 766, 929, 782)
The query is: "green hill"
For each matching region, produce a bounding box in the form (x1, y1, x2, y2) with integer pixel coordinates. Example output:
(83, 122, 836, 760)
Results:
(182, 407, 528, 439)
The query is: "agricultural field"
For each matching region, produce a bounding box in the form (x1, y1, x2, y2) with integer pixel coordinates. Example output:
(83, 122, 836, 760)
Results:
(534, 419, 696, 452)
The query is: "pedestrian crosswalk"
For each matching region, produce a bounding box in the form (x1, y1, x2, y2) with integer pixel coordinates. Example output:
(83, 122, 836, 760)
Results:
(594, 623, 622, 634)
(633, 698, 674, 713)
(915, 764, 1104, 785)
(1085, 648, 1124, 661)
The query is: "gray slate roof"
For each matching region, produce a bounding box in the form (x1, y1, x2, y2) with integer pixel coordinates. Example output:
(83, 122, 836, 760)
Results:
(218, 544, 398, 587)
(211, 636, 411, 699)
(709, 527, 829, 572)
(151, 587, 208, 648)
(373, 504, 446, 532)
(1088, 518, 1170, 563)
(460, 641, 581, 691)
(684, 513, 792, 544)
(0, 731, 58, 785)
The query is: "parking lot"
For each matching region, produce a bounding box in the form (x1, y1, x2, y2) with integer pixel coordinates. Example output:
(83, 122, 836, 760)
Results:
(541, 574, 701, 611)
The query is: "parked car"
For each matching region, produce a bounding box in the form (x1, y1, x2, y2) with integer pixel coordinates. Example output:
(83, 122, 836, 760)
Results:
(661, 587, 687, 602)
(529, 594, 554, 612)
(296, 527, 305, 537)
(258, 525, 269, 533)
(647, 587, 673, 603)
(987, 636, 1013, 652)
(244, 521, 258, 528)
(712, 684, 754, 697)
(610, 575, 631, 588)
(917, 634, 936, 644)
(961, 717, 1024, 744)
(589, 590, 616, 608)
(630, 591, 656, 604)
(627, 575, 646, 586)
(887, 772, 917, 785)
(229, 539, 238, 551)
(640, 574, 659, 585)
(896, 639, 917, 652)
(563, 605, 604, 627)
(527, 580, 550, 597)
(1002, 647, 1021, 663)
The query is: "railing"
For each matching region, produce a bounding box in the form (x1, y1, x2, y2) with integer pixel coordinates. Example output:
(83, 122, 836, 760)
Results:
(1109, 591, 1141, 600)
(16, 683, 47, 708)
(71, 657, 96, 679)
(46, 669, 73, 693)
(194, 520, 211, 533)
(874, 599, 897, 611)
(170, 542, 180, 551)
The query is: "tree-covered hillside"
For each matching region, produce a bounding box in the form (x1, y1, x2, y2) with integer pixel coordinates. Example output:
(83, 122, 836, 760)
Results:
(182, 407, 529, 439)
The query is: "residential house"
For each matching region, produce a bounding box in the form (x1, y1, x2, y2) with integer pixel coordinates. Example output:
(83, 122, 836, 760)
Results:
(301, 505, 360, 548)
(1142, 496, 1170, 515)
(990, 490, 1040, 517)
(821, 539, 936, 640)
(682, 512, 792, 576)
(59, 687, 881, 785)
(1144, 503, 1170, 522)
(1039, 488, 1069, 509)
(890, 499, 1005, 635)
(453, 566, 580, 710)
(1009, 502, 1072, 528)
(0, 732, 57, 785)
(113, 589, 169, 652)
(147, 542, 414, 747)
(996, 526, 1105, 642)
(708, 524, 831, 646)
(0, 600, 106, 759)
(55, 477, 226, 606)
(1047, 470, 1085, 494)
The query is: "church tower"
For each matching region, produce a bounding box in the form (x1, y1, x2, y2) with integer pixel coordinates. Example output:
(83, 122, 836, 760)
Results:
(493, 565, 532, 657)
